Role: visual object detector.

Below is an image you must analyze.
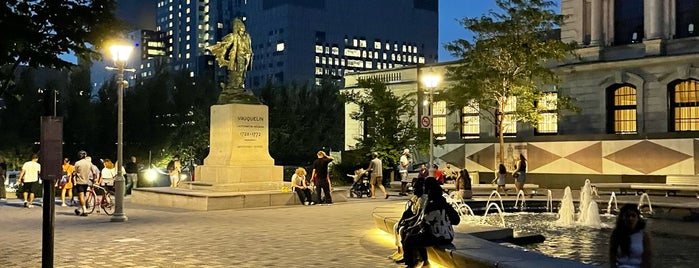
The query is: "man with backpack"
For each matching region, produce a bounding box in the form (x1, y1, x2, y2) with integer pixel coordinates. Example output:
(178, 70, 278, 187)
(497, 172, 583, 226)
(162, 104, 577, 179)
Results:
(167, 155, 182, 187)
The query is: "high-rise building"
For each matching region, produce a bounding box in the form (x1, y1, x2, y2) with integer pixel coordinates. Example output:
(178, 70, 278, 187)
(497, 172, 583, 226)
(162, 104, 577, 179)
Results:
(241, 0, 439, 87)
(155, 0, 244, 79)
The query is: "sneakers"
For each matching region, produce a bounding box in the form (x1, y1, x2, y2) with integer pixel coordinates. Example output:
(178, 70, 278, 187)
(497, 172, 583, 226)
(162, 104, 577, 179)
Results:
(310, 202, 316, 205)
(61, 203, 67, 207)
(304, 201, 310, 206)
(74, 208, 81, 215)
(23, 201, 28, 207)
(27, 204, 34, 208)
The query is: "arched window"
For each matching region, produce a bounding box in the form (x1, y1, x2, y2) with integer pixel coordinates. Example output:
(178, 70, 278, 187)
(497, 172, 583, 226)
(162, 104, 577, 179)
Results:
(613, 0, 643, 45)
(676, 0, 699, 38)
(669, 79, 699, 131)
(607, 84, 637, 134)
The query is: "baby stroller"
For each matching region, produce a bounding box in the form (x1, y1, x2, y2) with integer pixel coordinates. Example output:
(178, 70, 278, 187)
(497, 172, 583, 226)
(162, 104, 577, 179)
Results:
(348, 169, 371, 198)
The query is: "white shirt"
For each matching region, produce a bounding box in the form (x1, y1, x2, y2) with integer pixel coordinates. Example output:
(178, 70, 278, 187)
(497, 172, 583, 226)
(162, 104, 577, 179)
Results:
(399, 155, 409, 173)
(21, 161, 41, 182)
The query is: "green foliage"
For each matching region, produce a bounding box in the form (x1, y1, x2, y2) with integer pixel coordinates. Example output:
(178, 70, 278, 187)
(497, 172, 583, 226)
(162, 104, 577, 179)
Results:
(443, 0, 579, 164)
(342, 78, 427, 169)
(258, 79, 344, 166)
(0, 0, 123, 96)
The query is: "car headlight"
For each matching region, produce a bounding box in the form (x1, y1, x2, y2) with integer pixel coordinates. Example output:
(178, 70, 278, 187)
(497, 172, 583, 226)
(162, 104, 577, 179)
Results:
(145, 169, 158, 181)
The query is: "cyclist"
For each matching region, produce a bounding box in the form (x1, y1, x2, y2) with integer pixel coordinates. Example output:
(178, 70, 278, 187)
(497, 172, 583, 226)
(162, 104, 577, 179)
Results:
(73, 151, 94, 216)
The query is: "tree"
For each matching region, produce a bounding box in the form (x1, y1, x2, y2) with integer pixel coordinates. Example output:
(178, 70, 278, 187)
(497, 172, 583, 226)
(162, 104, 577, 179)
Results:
(342, 78, 427, 169)
(0, 0, 123, 95)
(444, 0, 578, 165)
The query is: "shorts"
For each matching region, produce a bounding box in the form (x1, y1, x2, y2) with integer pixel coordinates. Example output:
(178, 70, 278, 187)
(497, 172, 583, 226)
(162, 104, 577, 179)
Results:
(399, 171, 409, 182)
(74, 184, 89, 194)
(515, 172, 526, 183)
(370, 176, 383, 186)
(21, 181, 40, 193)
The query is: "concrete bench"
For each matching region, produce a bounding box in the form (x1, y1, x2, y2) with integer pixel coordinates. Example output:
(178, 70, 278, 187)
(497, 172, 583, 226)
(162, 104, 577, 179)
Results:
(666, 175, 699, 186)
(590, 183, 635, 195)
(442, 184, 540, 194)
(631, 184, 699, 198)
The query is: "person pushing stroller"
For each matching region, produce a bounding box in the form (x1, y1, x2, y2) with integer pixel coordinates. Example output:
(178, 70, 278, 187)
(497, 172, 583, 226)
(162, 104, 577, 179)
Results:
(349, 167, 371, 198)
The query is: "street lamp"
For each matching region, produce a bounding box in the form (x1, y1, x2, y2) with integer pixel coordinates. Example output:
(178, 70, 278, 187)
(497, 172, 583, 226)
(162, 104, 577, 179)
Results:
(107, 41, 133, 222)
(421, 74, 440, 177)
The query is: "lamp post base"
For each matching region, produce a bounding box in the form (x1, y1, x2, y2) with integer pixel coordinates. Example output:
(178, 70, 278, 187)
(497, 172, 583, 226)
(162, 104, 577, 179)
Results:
(110, 214, 128, 222)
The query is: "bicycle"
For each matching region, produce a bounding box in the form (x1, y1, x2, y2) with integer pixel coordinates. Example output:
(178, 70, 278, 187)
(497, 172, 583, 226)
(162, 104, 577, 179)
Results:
(84, 184, 115, 215)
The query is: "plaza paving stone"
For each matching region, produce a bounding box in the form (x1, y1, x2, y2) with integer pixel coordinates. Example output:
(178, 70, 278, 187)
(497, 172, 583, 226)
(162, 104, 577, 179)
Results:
(0, 191, 406, 268)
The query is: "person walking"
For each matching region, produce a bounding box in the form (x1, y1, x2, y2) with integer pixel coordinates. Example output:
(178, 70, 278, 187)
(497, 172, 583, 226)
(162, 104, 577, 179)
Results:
(60, 158, 75, 206)
(367, 152, 389, 199)
(124, 156, 140, 192)
(311, 150, 333, 205)
(609, 204, 652, 268)
(0, 159, 7, 201)
(512, 154, 527, 194)
(495, 163, 508, 196)
(167, 155, 182, 188)
(73, 151, 94, 216)
(17, 154, 41, 208)
(398, 149, 412, 196)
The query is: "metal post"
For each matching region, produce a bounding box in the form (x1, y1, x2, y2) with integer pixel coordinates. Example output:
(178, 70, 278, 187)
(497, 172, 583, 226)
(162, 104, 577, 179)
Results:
(111, 61, 128, 222)
(428, 88, 434, 177)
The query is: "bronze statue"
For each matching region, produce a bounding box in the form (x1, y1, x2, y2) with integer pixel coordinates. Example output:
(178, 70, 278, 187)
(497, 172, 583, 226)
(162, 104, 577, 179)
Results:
(208, 18, 259, 104)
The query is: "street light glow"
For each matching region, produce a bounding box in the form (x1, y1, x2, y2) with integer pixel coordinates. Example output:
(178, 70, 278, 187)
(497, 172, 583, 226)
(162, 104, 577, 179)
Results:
(109, 44, 133, 64)
(421, 74, 441, 88)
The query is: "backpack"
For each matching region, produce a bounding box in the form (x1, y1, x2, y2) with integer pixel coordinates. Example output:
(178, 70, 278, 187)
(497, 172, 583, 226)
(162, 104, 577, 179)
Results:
(167, 160, 175, 172)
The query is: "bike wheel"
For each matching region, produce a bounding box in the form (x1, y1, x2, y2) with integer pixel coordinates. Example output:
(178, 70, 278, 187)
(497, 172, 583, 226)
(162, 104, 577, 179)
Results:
(85, 191, 97, 214)
(102, 191, 116, 215)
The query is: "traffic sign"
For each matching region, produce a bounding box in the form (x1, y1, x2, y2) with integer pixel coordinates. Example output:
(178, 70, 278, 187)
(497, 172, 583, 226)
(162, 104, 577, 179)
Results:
(420, 115, 431, 128)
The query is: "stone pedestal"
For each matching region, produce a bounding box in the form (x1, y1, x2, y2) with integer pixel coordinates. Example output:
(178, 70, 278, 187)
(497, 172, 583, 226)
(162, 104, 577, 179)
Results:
(644, 39, 665, 56)
(194, 103, 283, 191)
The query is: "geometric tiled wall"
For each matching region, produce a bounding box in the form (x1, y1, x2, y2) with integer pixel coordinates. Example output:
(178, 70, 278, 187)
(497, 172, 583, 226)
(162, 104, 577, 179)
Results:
(456, 139, 696, 175)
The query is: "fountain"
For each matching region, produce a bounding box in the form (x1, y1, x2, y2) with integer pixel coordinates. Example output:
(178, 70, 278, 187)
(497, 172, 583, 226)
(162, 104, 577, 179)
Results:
(546, 189, 553, 213)
(482, 202, 506, 227)
(638, 193, 654, 214)
(577, 179, 594, 224)
(485, 190, 505, 213)
(445, 192, 475, 217)
(514, 189, 526, 210)
(606, 192, 618, 215)
(556, 186, 576, 225)
(580, 201, 602, 228)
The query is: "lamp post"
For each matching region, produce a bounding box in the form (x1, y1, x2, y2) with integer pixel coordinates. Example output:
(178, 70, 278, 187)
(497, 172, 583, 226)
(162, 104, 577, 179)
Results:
(421, 74, 440, 177)
(108, 42, 133, 222)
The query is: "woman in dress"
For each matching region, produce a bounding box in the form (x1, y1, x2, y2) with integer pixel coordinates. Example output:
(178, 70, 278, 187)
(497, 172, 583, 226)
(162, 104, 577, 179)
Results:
(609, 204, 651, 268)
(496, 163, 508, 196)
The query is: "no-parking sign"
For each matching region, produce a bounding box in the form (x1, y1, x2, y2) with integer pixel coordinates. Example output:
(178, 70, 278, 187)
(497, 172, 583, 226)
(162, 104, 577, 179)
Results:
(420, 115, 431, 128)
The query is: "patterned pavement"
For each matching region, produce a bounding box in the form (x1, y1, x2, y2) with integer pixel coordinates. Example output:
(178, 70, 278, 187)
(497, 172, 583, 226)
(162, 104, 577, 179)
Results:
(0, 192, 406, 268)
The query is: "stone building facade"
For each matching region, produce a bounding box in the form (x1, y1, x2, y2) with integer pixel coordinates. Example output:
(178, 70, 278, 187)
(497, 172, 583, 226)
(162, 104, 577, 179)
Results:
(343, 1, 699, 188)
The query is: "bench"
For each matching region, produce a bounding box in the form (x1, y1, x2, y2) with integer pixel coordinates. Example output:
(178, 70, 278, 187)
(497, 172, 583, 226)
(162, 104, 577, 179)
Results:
(593, 176, 699, 198)
(441, 183, 540, 194)
(590, 183, 634, 195)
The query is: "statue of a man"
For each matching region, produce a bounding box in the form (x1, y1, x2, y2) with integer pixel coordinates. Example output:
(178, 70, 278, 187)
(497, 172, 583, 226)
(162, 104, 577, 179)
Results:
(208, 18, 258, 104)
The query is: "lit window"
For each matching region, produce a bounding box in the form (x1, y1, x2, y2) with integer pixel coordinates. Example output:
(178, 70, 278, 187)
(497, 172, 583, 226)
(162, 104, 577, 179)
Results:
(461, 101, 479, 138)
(322, 57, 326, 64)
(189, 71, 194, 77)
(670, 79, 699, 131)
(433, 101, 447, 139)
(186, 8, 190, 13)
(185, 53, 190, 59)
(315, 45, 323, 53)
(374, 41, 381, 49)
(536, 92, 558, 134)
(276, 42, 285, 52)
(359, 39, 366, 48)
(169, 14, 173, 19)
(402, 44, 407, 52)
(315, 56, 320, 64)
(497, 97, 517, 136)
(217, 22, 223, 28)
(353, 39, 358, 47)
(331, 46, 339, 55)
(607, 84, 637, 134)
